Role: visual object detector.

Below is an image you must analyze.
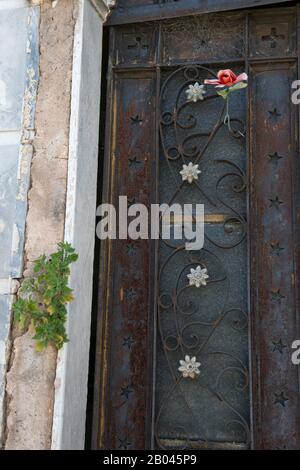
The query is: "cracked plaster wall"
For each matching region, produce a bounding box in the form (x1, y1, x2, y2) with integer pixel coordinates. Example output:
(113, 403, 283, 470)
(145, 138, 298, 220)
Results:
(4, 0, 77, 450)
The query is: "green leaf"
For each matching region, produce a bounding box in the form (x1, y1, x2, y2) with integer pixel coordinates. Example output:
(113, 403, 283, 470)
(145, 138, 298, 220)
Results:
(35, 341, 46, 352)
(217, 81, 248, 99)
(12, 243, 78, 352)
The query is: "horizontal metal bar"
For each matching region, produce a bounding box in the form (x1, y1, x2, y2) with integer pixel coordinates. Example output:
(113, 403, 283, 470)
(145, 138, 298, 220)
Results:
(161, 58, 246, 67)
(112, 58, 245, 72)
(248, 55, 297, 63)
(160, 438, 249, 450)
(162, 214, 236, 224)
(111, 56, 297, 72)
(106, 0, 294, 26)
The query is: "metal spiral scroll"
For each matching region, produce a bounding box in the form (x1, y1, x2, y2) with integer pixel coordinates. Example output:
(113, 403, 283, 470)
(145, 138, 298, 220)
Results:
(155, 66, 250, 449)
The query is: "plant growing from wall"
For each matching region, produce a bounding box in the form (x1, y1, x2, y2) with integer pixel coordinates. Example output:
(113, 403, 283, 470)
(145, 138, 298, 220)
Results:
(13, 242, 78, 351)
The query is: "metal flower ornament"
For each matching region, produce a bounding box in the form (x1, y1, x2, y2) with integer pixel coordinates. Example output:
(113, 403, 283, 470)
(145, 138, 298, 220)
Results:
(178, 355, 201, 379)
(187, 265, 209, 288)
(180, 162, 201, 184)
(185, 82, 206, 102)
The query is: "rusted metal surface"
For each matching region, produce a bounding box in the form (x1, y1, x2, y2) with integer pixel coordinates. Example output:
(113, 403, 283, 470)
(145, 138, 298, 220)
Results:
(95, 66, 157, 449)
(249, 10, 300, 450)
(113, 24, 158, 66)
(107, 0, 295, 26)
(249, 10, 297, 58)
(95, 4, 300, 450)
(161, 12, 246, 65)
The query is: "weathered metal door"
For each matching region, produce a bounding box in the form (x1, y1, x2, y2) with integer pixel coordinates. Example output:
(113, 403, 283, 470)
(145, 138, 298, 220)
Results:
(93, 1, 300, 450)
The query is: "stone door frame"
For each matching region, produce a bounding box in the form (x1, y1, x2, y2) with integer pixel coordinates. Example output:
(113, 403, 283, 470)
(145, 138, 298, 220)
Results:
(51, 0, 112, 450)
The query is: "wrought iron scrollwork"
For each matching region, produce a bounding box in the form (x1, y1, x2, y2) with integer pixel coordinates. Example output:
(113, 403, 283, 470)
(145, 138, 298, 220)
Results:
(156, 65, 250, 449)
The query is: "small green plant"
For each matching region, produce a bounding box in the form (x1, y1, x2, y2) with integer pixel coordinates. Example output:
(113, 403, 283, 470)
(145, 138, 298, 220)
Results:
(13, 242, 78, 351)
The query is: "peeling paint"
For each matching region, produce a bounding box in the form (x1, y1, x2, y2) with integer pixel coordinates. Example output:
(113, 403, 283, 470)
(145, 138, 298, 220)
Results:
(17, 145, 33, 200)
(0, 293, 13, 447)
(22, 68, 38, 132)
(0, 3, 40, 447)
(10, 6, 39, 278)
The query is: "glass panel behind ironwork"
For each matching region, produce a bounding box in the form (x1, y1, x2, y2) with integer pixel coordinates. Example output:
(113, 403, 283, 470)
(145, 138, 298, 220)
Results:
(155, 65, 250, 450)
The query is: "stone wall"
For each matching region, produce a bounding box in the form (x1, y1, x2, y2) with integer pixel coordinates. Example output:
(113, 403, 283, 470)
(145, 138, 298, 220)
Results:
(5, 0, 77, 450)
(0, 0, 40, 448)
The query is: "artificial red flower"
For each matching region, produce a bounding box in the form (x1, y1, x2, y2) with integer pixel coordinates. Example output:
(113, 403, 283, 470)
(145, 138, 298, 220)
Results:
(204, 69, 248, 99)
(205, 69, 247, 88)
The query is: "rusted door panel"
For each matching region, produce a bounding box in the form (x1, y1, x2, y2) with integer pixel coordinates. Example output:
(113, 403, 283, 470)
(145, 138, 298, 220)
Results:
(95, 5, 300, 450)
(113, 24, 158, 66)
(97, 71, 157, 450)
(249, 61, 300, 450)
(249, 10, 296, 58)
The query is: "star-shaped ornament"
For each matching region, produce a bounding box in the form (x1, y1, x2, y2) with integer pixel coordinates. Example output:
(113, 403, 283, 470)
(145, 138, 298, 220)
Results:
(274, 392, 289, 407)
(180, 162, 201, 184)
(186, 82, 206, 103)
(268, 152, 283, 164)
(187, 266, 209, 288)
(271, 288, 285, 304)
(269, 196, 283, 210)
(272, 339, 287, 354)
(121, 385, 133, 400)
(270, 242, 284, 257)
